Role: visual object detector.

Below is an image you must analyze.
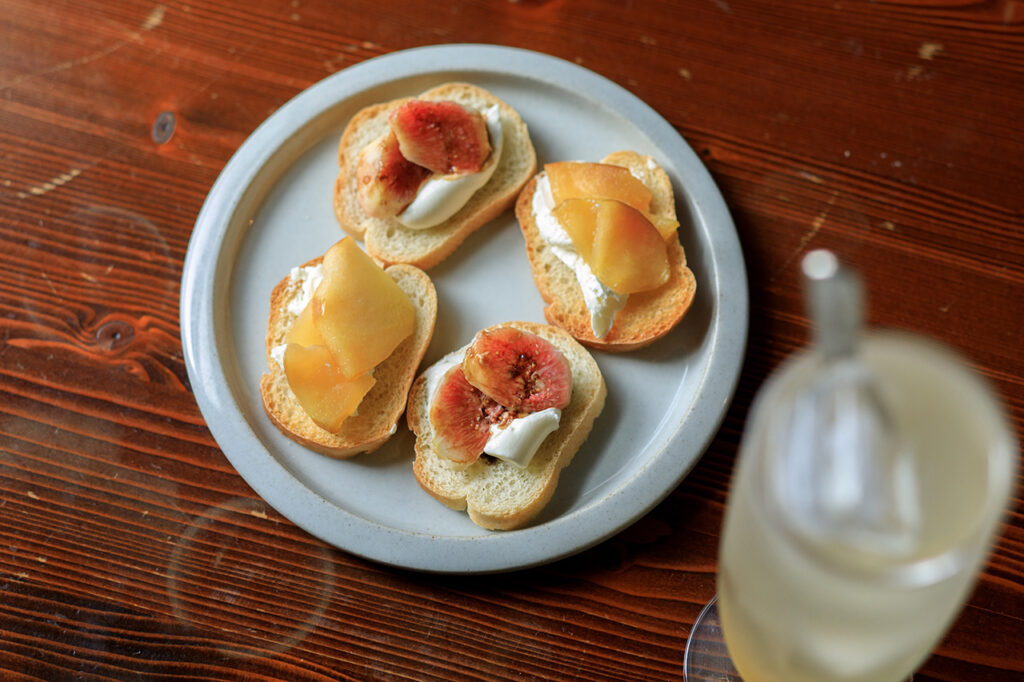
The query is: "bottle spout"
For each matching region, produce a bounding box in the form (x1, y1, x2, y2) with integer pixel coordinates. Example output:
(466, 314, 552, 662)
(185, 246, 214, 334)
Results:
(802, 249, 864, 361)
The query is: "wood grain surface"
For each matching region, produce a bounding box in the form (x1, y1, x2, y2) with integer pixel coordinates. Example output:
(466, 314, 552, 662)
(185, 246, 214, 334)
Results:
(1, 0, 1021, 680)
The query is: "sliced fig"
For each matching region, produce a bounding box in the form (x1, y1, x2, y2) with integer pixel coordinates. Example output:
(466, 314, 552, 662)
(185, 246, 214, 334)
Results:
(462, 327, 572, 414)
(429, 365, 506, 464)
(388, 99, 491, 175)
(356, 131, 432, 218)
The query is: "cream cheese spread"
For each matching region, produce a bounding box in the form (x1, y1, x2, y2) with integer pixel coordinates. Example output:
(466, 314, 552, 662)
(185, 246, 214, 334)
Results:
(422, 345, 563, 469)
(285, 263, 323, 315)
(531, 173, 627, 338)
(398, 105, 504, 230)
(484, 408, 561, 467)
(271, 263, 323, 369)
(270, 342, 287, 369)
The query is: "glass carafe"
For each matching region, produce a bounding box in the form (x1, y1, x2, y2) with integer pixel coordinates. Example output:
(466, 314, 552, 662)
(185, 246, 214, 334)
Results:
(685, 250, 1017, 682)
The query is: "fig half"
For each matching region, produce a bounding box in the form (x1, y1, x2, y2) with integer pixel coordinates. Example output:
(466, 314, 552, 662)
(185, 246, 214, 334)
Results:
(429, 365, 507, 464)
(356, 131, 432, 218)
(389, 99, 491, 175)
(462, 327, 572, 415)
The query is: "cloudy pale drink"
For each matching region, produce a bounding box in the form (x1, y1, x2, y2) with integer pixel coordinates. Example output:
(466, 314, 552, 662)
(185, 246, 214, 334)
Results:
(718, 333, 1015, 682)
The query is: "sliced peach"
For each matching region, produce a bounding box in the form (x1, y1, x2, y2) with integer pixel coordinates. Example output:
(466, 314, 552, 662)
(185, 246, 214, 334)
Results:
(553, 197, 669, 294)
(648, 214, 680, 242)
(285, 301, 324, 347)
(283, 344, 376, 432)
(547, 161, 652, 209)
(546, 161, 679, 240)
(313, 237, 415, 379)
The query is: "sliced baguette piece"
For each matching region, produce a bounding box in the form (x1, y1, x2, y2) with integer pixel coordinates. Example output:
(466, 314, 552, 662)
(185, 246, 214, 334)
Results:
(407, 321, 606, 530)
(334, 82, 537, 270)
(260, 256, 437, 458)
(515, 151, 697, 352)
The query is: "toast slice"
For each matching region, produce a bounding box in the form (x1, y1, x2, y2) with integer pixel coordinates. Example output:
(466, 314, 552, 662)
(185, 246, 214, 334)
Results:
(515, 151, 697, 352)
(407, 321, 606, 530)
(260, 257, 437, 458)
(334, 82, 537, 270)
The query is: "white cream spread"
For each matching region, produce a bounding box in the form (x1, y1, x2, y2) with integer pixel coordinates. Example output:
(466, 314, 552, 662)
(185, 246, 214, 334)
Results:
(484, 408, 561, 467)
(531, 173, 627, 338)
(422, 345, 563, 469)
(398, 105, 504, 230)
(270, 342, 287, 369)
(285, 263, 323, 316)
(270, 263, 323, 369)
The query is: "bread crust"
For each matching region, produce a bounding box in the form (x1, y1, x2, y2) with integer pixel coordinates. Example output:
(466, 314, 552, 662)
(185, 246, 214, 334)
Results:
(260, 255, 437, 458)
(514, 152, 697, 352)
(406, 321, 606, 530)
(334, 82, 537, 270)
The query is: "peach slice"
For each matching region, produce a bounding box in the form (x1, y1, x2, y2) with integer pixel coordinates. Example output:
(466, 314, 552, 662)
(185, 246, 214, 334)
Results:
(547, 161, 652, 209)
(553, 197, 669, 294)
(283, 344, 376, 433)
(545, 161, 679, 240)
(312, 237, 415, 379)
(285, 301, 324, 347)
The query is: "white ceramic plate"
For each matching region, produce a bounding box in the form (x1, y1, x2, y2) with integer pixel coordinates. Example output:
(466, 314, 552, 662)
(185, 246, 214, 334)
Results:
(180, 44, 747, 573)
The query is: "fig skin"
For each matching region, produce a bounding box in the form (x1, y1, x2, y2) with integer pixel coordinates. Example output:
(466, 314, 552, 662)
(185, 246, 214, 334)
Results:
(389, 99, 491, 175)
(356, 131, 432, 218)
(462, 327, 572, 415)
(429, 365, 507, 464)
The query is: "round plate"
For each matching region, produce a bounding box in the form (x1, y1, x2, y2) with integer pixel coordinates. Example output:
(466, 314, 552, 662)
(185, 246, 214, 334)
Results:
(180, 44, 747, 573)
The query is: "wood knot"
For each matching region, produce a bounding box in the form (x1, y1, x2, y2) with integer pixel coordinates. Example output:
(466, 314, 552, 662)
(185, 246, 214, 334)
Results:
(95, 320, 135, 351)
(152, 111, 176, 144)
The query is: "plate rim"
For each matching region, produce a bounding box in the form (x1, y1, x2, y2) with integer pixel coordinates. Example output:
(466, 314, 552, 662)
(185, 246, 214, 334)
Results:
(180, 43, 748, 573)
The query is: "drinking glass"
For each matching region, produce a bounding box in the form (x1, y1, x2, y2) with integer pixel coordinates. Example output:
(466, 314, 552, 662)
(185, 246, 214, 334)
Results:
(684, 251, 1017, 682)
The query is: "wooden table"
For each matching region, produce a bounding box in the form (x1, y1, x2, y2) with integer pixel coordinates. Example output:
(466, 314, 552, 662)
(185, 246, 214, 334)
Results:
(2, 1, 1021, 679)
